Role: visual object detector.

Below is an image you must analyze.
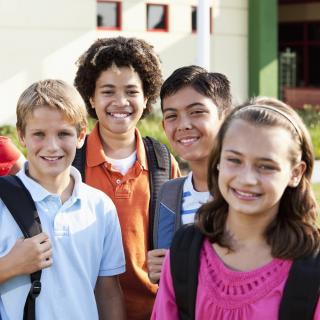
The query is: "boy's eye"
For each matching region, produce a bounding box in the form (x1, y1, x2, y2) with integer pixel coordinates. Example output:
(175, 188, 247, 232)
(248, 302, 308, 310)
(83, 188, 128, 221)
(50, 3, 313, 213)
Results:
(127, 90, 139, 96)
(102, 90, 114, 95)
(58, 131, 73, 137)
(191, 109, 206, 115)
(164, 114, 177, 120)
(33, 132, 44, 137)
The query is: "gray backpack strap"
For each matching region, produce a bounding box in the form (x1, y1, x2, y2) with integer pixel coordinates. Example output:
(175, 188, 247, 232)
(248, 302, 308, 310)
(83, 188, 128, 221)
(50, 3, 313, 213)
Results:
(153, 176, 187, 249)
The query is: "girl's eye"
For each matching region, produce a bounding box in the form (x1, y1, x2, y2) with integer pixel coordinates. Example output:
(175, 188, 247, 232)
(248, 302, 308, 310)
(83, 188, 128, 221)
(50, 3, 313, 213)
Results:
(227, 158, 241, 164)
(258, 164, 276, 171)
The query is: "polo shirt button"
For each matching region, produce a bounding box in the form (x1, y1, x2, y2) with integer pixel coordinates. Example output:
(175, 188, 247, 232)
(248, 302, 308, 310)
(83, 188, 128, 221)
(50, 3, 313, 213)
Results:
(116, 179, 121, 185)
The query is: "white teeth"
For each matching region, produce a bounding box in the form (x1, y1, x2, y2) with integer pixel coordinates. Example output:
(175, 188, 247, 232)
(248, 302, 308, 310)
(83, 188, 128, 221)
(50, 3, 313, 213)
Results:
(110, 113, 129, 118)
(235, 189, 258, 197)
(179, 137, 198, 144)
(42, 156, 61, 161)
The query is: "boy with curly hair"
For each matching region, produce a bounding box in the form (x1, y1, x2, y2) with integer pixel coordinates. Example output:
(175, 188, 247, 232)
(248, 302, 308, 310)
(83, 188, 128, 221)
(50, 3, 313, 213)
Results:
(74, 37, 180, 319)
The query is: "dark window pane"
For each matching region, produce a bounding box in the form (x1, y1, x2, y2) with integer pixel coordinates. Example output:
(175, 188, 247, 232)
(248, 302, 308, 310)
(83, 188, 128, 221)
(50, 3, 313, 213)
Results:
(147, 5, 166, 30)
(309, 45, 320, 86)
(308, 23, 320, 41)
(97, 2, 119, 28)
(279, 23, 304, 42)
(192, 7, 197, 31)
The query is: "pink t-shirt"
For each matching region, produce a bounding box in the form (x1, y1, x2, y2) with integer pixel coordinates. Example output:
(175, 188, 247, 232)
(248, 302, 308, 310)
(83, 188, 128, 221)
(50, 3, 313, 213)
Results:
(151, 239, 320, 320)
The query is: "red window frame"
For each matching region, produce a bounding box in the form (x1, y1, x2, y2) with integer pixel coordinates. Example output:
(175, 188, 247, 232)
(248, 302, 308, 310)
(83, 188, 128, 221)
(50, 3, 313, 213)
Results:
(146, 3, 169, 32)
(97, 0, 122, 31)
(191, 6, 213, 34)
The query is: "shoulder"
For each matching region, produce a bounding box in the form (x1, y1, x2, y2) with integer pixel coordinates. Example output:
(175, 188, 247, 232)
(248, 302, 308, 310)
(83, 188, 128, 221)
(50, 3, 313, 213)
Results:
(79, 182, 115, 209)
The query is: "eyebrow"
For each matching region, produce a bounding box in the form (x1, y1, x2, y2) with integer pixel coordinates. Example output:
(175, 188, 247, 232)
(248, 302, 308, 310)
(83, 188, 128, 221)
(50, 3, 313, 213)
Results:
(223, 149, 277, 162)
(163, 102, 207, 113)
(98, 84, 140, 89)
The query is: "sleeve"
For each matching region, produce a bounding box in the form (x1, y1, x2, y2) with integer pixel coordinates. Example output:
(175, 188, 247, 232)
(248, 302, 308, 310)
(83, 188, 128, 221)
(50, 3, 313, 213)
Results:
(170, 154, 181, 179)
(98, 202, 126, 277)
(151, 251, 179, 320)
(313, 298, 320, 319)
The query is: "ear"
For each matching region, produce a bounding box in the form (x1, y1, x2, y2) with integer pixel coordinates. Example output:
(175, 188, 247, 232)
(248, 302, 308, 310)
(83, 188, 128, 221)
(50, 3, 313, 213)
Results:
(89, 97, 95, 109)
(76, 127, 87, 149)
(144, 97, 148, 109)
(17, 129, 26, 148)
(288, 161, 306, 188)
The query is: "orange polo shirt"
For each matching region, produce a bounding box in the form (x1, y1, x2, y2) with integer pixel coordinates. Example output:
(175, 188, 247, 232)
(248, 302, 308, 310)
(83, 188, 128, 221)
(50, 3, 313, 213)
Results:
(85, 124, 180, 320)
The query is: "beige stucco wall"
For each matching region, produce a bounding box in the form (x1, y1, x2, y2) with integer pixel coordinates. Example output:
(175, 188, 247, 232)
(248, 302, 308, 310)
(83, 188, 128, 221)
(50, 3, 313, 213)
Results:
(0, 0, 248, 125)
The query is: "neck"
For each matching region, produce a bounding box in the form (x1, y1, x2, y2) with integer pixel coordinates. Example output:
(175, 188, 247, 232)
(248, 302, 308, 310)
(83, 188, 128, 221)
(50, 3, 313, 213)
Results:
(189, 159, 208, 192)
(98, 124, 136, 159)
(27, 170, 74, 204)
(225, 210, 273, 247)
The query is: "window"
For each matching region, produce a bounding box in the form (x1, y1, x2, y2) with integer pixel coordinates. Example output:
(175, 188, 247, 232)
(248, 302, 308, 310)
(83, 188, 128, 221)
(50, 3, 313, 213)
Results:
(97, 1, 121, 30)
(191, 6, 212, 33)
(147, 4, 168, 32)
(279, 22, 320, 87)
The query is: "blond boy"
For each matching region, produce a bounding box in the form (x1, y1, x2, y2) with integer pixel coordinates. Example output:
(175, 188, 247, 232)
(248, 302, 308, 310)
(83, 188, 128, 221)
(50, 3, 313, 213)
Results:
(0, 80, 125, 320)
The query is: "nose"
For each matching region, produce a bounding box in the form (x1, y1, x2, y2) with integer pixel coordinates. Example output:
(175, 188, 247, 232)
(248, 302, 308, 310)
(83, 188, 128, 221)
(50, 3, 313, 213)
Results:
(239, 165, 258, 185)
(46, 136, 59, 151)
(113, 93, 129, 107)
(177, 114, 192, 131)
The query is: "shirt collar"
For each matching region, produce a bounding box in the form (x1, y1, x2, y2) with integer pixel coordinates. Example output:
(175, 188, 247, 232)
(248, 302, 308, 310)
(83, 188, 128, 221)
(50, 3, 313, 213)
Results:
(86, 123, 148, 170)
(17, 162, 82, 203)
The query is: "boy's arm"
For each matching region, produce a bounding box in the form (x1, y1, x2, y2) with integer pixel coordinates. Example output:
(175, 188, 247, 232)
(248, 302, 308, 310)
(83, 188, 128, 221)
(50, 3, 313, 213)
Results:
(170, 154, 181, 178)
(95, 275, 126, 320)
(0, 232, 52, 283)
(147, 249, 168, 284)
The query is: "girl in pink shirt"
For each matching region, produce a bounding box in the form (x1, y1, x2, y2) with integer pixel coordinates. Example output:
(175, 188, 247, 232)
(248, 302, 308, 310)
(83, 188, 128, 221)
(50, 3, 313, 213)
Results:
(152, 97, 320, 320)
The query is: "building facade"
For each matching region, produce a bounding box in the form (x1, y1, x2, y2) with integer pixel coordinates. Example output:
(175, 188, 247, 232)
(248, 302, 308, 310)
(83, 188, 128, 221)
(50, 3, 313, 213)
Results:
(0, 0, 319, 125)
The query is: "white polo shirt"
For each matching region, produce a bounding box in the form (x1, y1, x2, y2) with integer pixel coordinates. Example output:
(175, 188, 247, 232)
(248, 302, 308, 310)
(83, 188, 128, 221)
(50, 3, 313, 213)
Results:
(0, 164, 125, 320)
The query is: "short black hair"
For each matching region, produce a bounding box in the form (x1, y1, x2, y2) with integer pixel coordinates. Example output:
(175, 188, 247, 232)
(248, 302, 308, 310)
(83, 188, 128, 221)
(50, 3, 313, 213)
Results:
(160, 65, 232, 116)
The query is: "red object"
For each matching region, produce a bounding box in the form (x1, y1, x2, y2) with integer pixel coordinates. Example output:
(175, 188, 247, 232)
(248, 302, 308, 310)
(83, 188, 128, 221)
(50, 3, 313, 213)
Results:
(0, 136, 20, 176)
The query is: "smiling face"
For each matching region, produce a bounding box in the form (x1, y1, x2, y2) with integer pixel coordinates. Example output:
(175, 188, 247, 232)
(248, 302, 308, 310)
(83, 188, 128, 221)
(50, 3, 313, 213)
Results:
(162, 86, 222, 166)
(19, 106, 85, 184)
(218, 119, 305, 220)
(89, 66, 147, 137)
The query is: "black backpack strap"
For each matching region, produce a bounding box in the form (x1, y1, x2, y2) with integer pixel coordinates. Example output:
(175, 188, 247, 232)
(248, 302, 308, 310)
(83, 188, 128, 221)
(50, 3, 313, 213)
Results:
(72, 135, 87, 182)
(0, 175, 42, 320)
(153, 177, 186, 249)
(279, 252, 320, 320)
(170, 224, 204, 320)
(143, 136, 172, 250)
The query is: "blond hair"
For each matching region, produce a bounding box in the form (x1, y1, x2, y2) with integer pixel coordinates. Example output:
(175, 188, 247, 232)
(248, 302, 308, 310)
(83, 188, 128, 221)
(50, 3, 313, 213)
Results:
(17, 79, 87, 135)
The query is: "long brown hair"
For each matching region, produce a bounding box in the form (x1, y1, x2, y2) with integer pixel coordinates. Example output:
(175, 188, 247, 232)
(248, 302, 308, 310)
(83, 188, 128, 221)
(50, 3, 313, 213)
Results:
(196, 97, 320, 259)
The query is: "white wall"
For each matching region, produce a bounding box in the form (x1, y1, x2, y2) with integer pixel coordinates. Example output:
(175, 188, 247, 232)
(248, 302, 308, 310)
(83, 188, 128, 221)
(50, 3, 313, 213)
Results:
(0, 0, 248, 125)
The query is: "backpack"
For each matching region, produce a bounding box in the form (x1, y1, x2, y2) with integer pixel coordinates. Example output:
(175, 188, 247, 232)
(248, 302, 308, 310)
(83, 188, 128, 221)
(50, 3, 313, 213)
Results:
(72, 135, 172, 250)
(170, 224, 320, 320)
(0, 175, 42, 320)
(152, 177, 186, 249)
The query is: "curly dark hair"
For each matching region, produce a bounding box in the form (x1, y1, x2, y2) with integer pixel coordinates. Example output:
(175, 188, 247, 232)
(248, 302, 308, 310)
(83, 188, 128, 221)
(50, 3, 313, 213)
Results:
(196, 97, 320, 260)
(74, 36, 162, 119)
(160, 65, 232, 117)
